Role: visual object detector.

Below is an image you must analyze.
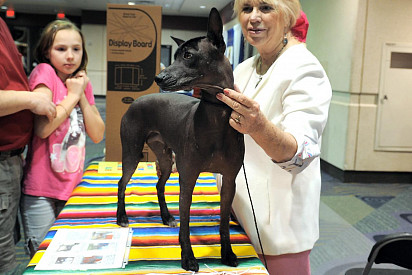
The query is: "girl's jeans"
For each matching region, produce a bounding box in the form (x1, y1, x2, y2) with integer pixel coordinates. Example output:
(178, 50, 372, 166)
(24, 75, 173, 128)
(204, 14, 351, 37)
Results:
(20, 194, 66, 257)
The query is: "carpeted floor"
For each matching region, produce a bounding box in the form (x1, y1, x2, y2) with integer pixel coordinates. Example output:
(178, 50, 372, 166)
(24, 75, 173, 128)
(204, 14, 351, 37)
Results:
(4, 96, 412, 275)
(312, 172, 412, 275)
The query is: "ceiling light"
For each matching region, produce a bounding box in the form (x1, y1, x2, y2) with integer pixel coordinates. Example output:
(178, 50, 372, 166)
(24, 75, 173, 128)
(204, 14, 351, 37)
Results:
(200, 5, 206, 9)
(128, 2, 136, 5)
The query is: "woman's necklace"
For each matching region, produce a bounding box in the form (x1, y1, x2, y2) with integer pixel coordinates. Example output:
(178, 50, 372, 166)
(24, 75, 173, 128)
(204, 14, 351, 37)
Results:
(255, 39, 288, 88)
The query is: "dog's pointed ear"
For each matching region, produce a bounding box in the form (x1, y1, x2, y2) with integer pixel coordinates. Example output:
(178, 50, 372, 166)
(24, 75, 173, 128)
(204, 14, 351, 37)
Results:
(171, 36, 185, 46)
(207, 7, 226, 54)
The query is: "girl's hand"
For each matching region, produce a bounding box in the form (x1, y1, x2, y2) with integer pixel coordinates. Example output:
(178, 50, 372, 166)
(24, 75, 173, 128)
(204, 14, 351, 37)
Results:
(216, 84, 265, 134)
(66, 71, 89, 99)
(74, 70, 89, 87)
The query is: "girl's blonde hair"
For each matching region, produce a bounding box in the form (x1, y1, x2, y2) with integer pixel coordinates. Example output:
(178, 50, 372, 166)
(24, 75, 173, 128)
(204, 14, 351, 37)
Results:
(233, 0, 301, 30)
(34, 19, 88, 75)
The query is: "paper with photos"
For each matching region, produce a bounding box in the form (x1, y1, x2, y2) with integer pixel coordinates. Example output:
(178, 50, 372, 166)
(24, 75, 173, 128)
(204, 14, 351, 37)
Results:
(35, 228, 132, 270)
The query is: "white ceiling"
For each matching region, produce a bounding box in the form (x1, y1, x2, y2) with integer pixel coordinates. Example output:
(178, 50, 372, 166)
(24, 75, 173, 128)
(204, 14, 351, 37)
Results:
(3, 0, 233, 17)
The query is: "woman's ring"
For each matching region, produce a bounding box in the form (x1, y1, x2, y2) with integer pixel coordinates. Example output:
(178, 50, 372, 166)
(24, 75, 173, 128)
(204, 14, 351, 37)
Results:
(234, 115, 241, 124)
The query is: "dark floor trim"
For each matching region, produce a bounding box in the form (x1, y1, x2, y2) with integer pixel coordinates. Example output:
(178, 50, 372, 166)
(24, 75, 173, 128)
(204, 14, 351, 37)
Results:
(321, 159, 412, 183)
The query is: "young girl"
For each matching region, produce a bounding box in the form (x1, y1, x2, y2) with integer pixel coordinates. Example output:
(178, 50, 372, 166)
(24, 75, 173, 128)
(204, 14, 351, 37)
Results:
(20, 19, 105, 257)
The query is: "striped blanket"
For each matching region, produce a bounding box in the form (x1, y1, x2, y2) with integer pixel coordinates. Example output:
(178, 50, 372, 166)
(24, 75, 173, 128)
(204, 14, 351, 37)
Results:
(24, 162, 268, 274)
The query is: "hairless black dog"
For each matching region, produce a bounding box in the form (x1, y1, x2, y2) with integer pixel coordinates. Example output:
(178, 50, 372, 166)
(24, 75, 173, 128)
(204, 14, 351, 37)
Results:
(116, 8, 245, 272)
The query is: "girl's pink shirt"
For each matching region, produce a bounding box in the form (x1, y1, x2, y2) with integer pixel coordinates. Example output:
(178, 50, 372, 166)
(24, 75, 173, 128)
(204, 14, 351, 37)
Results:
(23, 63, 95, 201)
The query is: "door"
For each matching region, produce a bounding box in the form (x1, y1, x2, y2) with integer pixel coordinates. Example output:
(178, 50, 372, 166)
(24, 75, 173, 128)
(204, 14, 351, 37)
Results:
(375, 43, 412, 152)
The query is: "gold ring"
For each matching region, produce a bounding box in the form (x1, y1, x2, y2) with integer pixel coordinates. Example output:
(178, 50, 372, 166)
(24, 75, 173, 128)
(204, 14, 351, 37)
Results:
(234, 115, 241, 124)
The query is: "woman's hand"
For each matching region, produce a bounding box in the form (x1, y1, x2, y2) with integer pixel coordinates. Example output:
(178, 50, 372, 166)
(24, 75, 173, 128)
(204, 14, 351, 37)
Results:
(216, 84, 297, 163)
(216, 85, 265, 135)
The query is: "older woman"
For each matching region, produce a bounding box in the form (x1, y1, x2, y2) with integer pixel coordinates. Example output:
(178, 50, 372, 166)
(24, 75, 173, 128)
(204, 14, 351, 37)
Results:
(216, 0, 331, 274)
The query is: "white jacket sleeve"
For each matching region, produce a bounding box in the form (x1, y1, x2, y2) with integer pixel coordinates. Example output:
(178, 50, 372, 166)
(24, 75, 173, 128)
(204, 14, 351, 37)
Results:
(274, 56, 332, 173)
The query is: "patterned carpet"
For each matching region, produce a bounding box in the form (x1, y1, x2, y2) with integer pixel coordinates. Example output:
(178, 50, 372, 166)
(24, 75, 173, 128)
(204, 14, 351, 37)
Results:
(4, 97, 412, 275)
(312, 172, 412, 275)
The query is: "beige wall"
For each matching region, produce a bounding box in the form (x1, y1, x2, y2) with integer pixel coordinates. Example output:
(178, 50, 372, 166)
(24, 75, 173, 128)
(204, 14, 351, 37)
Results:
(303, 0, 359, 92)
(82, 24, 107, 96)
(302, 0, 412, 172)
(301, 0, 360, 170)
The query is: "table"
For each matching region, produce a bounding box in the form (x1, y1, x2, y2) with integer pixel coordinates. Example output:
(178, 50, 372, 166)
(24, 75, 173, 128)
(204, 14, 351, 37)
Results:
(24, 162, 268, 274)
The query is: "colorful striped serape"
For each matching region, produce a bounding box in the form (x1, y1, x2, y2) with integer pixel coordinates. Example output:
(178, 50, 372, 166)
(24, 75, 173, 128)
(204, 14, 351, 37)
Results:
(24, 162, 268, 274)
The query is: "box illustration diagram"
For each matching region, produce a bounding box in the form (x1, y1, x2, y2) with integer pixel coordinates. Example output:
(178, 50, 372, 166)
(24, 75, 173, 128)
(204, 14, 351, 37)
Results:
(106, 4, 161, 161)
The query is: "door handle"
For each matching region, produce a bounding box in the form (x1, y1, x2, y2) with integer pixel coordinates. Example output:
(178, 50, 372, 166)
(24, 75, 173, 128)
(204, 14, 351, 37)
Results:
(381, 95, 388, 104)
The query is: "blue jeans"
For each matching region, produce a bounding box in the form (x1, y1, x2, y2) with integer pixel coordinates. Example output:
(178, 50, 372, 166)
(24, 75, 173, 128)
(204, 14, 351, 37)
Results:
(20, 194, 66, 257)
(0, 155, 23, 273)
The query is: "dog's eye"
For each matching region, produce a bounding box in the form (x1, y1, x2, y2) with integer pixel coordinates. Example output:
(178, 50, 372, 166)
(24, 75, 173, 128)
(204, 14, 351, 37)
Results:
(183, 52, 193, 59)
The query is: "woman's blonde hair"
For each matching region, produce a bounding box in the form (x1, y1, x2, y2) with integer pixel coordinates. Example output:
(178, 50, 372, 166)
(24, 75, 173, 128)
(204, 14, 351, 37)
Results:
(233, 0, 301, 30)
(34, 19, 88, 75)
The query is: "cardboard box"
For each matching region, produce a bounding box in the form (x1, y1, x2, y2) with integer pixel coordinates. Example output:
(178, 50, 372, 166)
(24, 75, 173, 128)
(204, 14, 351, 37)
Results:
(105, 4, 162, 162)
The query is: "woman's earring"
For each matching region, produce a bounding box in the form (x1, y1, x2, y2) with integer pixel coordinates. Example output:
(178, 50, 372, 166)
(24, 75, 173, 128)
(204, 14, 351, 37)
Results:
(283, 33, 288, 45)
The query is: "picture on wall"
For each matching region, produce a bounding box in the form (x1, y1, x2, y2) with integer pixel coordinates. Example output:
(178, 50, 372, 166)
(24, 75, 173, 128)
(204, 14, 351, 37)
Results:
(224, 24, 244, 70)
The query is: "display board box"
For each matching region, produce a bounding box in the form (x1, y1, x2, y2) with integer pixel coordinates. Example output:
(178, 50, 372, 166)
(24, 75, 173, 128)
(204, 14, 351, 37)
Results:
(106, 4, 162, 162)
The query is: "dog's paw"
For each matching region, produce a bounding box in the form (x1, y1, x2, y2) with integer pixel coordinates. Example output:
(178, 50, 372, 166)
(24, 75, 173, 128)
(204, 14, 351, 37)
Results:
(181, 255, 199, 272)
(168, 220, 178, 227)
(167, 218, 178, 227)
(162, 215, 177, 227)
(116, 215, 129, 227)
(221, 251, 238, 267)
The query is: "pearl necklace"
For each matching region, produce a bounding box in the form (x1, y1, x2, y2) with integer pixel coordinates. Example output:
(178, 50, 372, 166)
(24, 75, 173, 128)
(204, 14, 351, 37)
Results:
(255, 40, 288, 88)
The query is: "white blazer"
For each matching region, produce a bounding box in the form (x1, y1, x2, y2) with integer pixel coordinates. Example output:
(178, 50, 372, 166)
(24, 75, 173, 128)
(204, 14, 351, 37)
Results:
(231, 44, 332, 255)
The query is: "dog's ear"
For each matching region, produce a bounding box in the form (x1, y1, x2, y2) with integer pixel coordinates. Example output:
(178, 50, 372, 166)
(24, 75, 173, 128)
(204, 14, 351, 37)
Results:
(171, 36, 185, 46)
(207, 7, 225, 54)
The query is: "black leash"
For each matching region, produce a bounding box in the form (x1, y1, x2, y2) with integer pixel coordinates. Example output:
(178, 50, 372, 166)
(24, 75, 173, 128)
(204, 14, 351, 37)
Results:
(195, 83, 269, 268)
(242, 162, 268, 269)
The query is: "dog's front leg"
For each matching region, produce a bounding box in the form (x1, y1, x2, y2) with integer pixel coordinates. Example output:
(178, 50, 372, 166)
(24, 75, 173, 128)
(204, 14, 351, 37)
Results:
(219, 175, 238, 267)
(178, 173, 199, 272)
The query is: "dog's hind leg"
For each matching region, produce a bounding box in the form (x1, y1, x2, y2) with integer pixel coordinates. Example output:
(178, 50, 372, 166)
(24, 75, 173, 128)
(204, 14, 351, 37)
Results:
(219, 175, 238, 267)
(147, 133, 177, 227)
(117, 150, 141, 227)
(117, 159, 136, 227)
(117, 120, 146, 227)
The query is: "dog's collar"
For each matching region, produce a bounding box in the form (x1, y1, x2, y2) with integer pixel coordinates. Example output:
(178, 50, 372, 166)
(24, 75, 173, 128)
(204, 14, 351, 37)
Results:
(195, 84, 225, 92)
